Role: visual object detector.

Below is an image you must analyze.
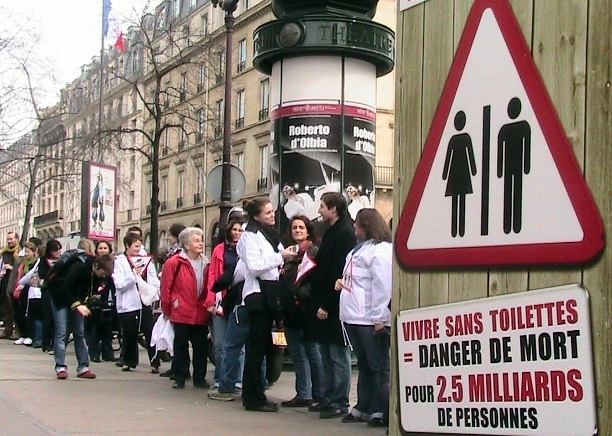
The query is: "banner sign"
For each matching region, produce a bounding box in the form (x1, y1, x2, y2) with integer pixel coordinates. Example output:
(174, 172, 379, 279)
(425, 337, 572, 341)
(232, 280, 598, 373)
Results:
(81, 162, 116, 241)
(396, 284, 596, 435)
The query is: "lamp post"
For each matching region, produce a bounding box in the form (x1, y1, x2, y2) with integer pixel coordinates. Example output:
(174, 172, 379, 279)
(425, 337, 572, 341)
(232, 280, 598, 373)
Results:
(211, 0, 239, 239)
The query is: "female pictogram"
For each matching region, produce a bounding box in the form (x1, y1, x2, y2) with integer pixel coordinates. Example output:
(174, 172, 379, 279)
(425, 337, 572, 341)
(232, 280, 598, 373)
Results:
(442, 111, 477, 237)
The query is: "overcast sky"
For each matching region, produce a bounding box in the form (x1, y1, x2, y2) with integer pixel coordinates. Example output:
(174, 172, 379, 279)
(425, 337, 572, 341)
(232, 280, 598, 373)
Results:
(8, 0, 150, 89)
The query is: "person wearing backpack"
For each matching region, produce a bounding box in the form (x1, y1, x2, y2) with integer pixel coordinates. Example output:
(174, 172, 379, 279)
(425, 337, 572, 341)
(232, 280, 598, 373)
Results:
(113, 233, 160, 373)
(49, 252, 114, 379)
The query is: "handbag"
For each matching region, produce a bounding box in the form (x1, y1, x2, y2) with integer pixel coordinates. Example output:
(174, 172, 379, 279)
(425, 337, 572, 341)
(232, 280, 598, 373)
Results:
(257, 277, 293, 321)
(136, 274, 158, 306)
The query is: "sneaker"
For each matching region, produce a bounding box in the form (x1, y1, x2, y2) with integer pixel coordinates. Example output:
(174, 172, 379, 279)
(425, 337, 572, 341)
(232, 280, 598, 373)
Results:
(77, 370, 97, 379)
(23, 338, 33, 346)
(319, 407, 345, 419)
(208, 388, 238, 402)
(13, 337, 26, 345)
(342, 413, 365, 423)
(32, 342, 42, 349)
(47, 350, 54, 355)
(281, 397, 312, 407)
(56, 370, 68, 379)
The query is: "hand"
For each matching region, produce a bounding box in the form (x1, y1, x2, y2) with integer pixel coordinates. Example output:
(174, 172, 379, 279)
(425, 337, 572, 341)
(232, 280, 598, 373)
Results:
(374, 323, 385, 332)
(76, 305, 92, 317)
(4, 264, 12, 270)
(334, 278, 344, 291)
(133, 266, 145, 276)
(281, 247, 298, 261)
(207, 306, 216, 313)
(316, 308, 328, 320)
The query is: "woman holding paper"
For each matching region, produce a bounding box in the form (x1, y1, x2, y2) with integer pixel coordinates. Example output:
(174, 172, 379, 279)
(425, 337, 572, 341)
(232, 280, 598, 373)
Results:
(280, 215, 325, 408)
(335, 208, 392, 428)
(113, 233, 160, 373)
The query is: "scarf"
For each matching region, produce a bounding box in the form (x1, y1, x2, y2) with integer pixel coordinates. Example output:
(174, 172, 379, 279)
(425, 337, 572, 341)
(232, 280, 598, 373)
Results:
(22, 256, 37, 273)
(1, 244, 20, 260)
(245, 220, 281, 252)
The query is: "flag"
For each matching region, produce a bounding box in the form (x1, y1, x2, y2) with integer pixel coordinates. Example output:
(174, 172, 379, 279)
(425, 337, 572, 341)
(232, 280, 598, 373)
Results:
(103, 0, 112, 37)
(114, 32, 126, 52)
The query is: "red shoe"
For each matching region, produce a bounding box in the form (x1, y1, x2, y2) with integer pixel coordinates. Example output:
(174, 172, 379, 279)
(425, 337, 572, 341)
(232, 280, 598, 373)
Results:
(77, 370, 97, 379)
(56, 370, 68, 379)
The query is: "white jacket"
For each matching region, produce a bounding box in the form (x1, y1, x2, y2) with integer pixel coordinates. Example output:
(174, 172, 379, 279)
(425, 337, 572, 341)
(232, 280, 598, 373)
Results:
(113, 253, 160, 313)
(236, 226, 284, 302)
(339, 240, 392, 327)
(19, 259, 42, 299)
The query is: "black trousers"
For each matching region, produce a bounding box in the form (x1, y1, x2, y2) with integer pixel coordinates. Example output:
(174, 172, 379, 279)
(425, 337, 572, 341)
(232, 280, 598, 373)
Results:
(242, 295, 274, 408)
(117, 307, 159, 368)
(14, 289, 29, 337)
(172, 322, 208, 384)
(41, 290, 54, 350)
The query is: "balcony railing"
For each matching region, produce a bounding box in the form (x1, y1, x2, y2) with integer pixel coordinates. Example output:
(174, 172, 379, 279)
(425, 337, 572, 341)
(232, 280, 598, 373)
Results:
(257, 177, 268, 192)
(197, 82, 204, 93)
(160, 201, 167, 212)
(33, 210, 60, 227)
(194, 192, 202, 204)
(146, 204, 152, 215)
(161, 146, 169, 156)
(375, 166, 394, 186)
(258, 108, 269, 121)
(176, 197, 183, 208)
(237, 61, 246, 73)
(127, 209, 133, 221)
(234, 117, 244, 129)
(178, 140, 185, 150)
(214, 125, 223, 138)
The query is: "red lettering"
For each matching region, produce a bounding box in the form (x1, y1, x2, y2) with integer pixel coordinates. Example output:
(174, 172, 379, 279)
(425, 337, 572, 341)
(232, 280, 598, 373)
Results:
(566, 299, 579, 324)
(550, 370, 566, 401)
(556, 301, 566, 325)
(534, 371, 550, 401)
(567, 369, 583, 401)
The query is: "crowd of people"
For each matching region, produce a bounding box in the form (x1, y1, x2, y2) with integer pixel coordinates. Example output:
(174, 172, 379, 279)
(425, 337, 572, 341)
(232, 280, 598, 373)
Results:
(0, 193, 392, 429)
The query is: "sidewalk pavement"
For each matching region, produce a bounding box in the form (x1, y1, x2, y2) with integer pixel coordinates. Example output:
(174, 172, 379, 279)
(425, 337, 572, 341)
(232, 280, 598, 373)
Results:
(0, 336, 385, 436)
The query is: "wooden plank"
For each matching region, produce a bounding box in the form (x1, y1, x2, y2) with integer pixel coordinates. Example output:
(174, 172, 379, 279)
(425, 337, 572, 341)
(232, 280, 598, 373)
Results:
(486, 1, 533, 297)
(528, 0, 586, 289)
(391, 8, 425, 435)
(446, 0, 488, 304)
(582, 0, 612, 434)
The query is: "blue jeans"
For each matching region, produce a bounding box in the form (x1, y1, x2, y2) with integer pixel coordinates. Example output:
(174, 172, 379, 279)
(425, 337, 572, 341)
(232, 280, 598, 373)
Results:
(51, 300, 90, 374)
(319, 341, 351, 411)
(210, 314, 228, 383)
(218, 306, 247, 393)
(285, 327, 325, 400)
(345, 324, 390, 420)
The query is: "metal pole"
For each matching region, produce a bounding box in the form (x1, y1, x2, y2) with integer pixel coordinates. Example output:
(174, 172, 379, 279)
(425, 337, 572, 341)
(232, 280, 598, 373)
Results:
(213, 0, 239, 238)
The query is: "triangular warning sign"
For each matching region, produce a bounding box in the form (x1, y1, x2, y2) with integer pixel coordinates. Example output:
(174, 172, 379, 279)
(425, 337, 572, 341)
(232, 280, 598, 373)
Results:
(395, 0, 604, 268)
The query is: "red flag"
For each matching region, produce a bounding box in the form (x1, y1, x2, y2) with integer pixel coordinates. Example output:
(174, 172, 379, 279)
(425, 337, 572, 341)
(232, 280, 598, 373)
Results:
(114, 32, 126, 52)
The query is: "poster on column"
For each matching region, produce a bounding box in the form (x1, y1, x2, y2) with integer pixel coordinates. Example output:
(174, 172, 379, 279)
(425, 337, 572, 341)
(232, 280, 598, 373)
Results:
(81, 162, 116, 241)
(272, 102, 342, 230)
(396, 284, 597, 436)
(343, 104, 376, 220)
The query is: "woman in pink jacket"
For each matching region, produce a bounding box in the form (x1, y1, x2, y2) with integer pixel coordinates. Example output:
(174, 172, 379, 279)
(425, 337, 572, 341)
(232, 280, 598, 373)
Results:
(160, 227, 214, 389)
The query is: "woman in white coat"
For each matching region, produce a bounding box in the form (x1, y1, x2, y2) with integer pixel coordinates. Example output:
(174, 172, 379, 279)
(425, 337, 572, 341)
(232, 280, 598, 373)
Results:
(335, 208, 392, 428)
(113, 233, 160, 372)
(237, 199, 297, 412)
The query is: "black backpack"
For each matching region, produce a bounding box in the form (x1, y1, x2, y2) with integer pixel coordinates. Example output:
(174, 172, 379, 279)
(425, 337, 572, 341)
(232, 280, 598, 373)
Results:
(42, 249, 94, 291)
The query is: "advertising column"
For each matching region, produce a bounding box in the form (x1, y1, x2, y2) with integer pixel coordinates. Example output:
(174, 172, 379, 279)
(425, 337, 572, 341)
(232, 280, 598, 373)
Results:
(270, 56, 377, 233)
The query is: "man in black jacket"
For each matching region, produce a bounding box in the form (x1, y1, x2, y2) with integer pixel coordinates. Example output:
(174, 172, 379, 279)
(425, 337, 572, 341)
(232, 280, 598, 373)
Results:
(306, 193, 356, 419)
(49, 253, 114, 380)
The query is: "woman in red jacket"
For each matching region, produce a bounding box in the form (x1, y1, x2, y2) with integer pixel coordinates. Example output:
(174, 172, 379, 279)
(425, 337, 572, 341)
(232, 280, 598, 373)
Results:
(160, 227, 214, 389)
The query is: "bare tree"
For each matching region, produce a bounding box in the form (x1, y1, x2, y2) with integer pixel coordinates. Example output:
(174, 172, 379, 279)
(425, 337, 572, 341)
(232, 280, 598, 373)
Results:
(98, 6, 224, 257)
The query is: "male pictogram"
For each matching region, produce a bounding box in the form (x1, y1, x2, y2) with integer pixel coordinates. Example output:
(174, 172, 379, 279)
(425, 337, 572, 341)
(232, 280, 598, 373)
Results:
(442, 111, 477, 237)
(497, 97, 531, 234)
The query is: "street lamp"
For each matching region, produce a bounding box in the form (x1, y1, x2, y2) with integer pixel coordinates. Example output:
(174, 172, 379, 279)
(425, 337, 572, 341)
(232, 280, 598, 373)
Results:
(211, 0, 239, 239)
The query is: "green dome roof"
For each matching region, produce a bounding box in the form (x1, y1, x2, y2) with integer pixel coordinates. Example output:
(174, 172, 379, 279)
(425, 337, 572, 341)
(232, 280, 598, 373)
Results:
(271, 0, 378, 19)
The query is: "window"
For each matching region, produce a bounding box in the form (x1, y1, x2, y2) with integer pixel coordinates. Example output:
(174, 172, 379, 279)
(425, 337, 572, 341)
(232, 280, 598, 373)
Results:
(173, 0, 180, 19)
(201, 13, 209, 36)
(216, 51, 226, 84)
(161, 175, 168, 202)
(157, 5, 166, 30)
(259, 79, 270, 120)
(195, 165, 203, 195)
(177, 170, 184, 207)
(235, 152, 244, 171)
(215, 99, 224, 138)
(197, 109, 205, 141)
(237, 39, 247, 73)
(129, 155, 135, 180)
(235, 89, 245, 129)
(180, 72, 187, 101)
(197, 65, 206, 92)
(179, 117, 186, 149)
(190, 0, 197, 11)
(260, 145, 269, 180)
